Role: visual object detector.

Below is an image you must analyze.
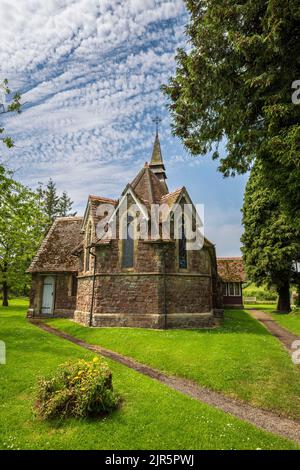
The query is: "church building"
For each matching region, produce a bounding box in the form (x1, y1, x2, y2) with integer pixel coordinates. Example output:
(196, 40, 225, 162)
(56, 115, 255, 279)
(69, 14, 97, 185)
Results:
(27, 133, 224, 328)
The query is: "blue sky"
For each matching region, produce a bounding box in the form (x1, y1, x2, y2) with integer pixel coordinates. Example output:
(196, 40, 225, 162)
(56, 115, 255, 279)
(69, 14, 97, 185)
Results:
(0, 0, 247, 256)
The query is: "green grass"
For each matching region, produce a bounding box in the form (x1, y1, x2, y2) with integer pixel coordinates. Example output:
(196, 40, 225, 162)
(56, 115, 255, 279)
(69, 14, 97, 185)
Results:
(0, 299, 298, 450)
(46, 308, 300, 421)
(270, 310, 300, 337)
(246, 303, 300, 337)
(245, 303, 277, 311)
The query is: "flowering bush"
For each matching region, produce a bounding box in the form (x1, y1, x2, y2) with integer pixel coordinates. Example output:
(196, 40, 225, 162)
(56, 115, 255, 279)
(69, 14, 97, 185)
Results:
(36, 357, 120, 420)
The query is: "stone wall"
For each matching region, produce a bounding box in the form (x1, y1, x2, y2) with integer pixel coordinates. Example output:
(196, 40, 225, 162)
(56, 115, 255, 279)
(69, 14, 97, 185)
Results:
(28, 273, 43, 316)
(27, 273, 76, 318)
(73, 237, 221, 328)
(165, 274, 212, 314)
(54, 274, 76, 315)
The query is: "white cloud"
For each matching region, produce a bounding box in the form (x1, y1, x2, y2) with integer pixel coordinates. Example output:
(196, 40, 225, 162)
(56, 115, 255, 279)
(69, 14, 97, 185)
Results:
(0, 0, 246, 256)
(1, 0, 187, 193)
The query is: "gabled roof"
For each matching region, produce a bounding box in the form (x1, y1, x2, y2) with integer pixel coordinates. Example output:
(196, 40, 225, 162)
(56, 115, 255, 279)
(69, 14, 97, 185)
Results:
(82, 194, 118, 235)
(27, 217, 83, 273)
(160, 187, 184, 207)
(130, 163, 168, 208)
(110, 183, 150, 222)
(217, 257, 246, 282)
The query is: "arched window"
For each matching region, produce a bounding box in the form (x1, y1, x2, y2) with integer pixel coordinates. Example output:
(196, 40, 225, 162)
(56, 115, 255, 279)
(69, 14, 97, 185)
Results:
(85, 223, 92, 271)
(179, 214, 187, 269)
(122, 215, 134, 268)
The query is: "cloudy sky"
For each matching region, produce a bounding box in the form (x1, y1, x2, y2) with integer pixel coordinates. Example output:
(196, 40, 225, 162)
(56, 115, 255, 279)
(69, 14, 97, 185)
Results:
(0, 0, 247, 256)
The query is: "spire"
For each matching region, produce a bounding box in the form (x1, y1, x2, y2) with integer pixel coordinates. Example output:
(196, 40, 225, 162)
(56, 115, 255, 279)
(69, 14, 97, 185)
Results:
(151, 132, 163, 164)
(149, 131, 168, 192)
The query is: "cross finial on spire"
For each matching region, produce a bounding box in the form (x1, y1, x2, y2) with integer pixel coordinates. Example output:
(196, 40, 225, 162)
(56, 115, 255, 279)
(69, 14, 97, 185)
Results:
(152, 116, 162, 135)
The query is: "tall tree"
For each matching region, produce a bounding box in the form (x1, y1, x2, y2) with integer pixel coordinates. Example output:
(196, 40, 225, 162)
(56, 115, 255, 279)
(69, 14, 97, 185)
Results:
(0, 168, 46, 306)
(163, 0, 300, 222)
(39, 179, 60, 223)
(241, 162, 300, 312)
(58, 191, 76, 217)
(37, 180, 76, 229)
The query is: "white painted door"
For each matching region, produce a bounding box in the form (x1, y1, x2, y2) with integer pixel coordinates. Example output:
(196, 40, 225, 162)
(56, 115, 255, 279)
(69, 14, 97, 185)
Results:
(41, 276, 54, 315)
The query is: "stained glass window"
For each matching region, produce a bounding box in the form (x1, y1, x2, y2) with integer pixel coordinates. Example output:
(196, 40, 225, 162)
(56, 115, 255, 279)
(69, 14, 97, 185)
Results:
(179, 214, 187, 269)
(122, 215, 134, 268)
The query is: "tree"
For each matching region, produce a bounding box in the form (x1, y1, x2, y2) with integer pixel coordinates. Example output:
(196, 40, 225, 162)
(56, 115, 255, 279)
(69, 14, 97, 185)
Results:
(296, 286, 300, 307)
(241, 162, 300, 313)
(0, 79, 21, 149)
(38, 179, 60, 224)
(0, 168, 46, 306)
(37, 180, 76, 229)
(58, 191, 76, 217)
(163, 0, 300, 223)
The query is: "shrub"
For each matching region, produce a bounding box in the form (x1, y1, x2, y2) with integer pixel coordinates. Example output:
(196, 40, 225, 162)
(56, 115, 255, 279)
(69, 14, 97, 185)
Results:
(36, 357, 120, 420)
(243, 283, 278, 301)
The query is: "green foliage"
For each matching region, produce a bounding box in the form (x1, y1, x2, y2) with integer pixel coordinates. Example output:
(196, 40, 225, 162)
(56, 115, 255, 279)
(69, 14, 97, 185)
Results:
(36, 357, 120, 420)
(163, 0, 300, 223)
(241, 161, 300, 311)
(37, 179, 60, 223)
(59, 191, 76, 217)
(0, 79, 21, 149)
(243, 283, 278, 301)
(0, 167, 46, 303)
(241, 162, 300, 288)
(37, 179, 76, 229)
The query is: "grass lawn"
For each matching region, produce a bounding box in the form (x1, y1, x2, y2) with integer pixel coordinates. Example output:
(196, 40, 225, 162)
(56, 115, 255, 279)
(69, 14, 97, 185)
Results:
(270, 310, 300, 337)
(246, 303, 300, 337)
(245, 303, 277, 311)
(46, 308, 300, 421)
(1, 300, 298, 450)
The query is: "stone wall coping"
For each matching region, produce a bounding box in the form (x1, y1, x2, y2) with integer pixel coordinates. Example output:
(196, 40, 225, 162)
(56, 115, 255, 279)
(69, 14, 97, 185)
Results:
(90, 312, 213, 318)
(77, 272, 211, 279)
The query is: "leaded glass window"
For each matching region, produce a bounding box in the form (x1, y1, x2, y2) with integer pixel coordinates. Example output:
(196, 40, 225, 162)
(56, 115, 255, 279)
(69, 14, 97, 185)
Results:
(179, 214, 187, 269)
(122, 215, 134, 268)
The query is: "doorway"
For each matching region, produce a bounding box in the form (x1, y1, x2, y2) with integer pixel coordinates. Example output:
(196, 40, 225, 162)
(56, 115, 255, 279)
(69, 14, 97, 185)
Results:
(41, 276, 55, 315)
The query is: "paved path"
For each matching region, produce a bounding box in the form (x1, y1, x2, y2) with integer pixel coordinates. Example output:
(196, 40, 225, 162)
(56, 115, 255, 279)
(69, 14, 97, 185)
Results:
(31, 319, 300, 446)
(247, 309, 300, 353)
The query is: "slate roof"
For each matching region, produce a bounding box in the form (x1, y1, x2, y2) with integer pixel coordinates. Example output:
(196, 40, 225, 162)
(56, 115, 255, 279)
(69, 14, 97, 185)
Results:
(160, 187, 184, 207)
(27, 217, 83, 273)
(130, 163, 168, 208)
(87, 195, 118, 234)
(217, 257, 246, 282)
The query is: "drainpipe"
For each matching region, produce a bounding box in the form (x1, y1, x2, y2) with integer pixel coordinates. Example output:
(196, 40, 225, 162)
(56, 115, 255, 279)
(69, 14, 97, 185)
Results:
(162, 247, 167, 329)
(89, 245, 97, 327)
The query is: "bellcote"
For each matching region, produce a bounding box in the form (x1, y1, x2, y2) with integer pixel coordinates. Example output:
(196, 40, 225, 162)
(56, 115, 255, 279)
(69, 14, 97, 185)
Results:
(149, 132, 168, 192)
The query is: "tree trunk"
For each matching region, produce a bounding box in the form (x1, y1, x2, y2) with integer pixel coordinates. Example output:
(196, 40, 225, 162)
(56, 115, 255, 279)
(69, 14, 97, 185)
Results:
(276, 281, 291, 313)
(295, 285, 300, 307)
(2, 280, 8, 307)
(2, 261, 9, 307)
